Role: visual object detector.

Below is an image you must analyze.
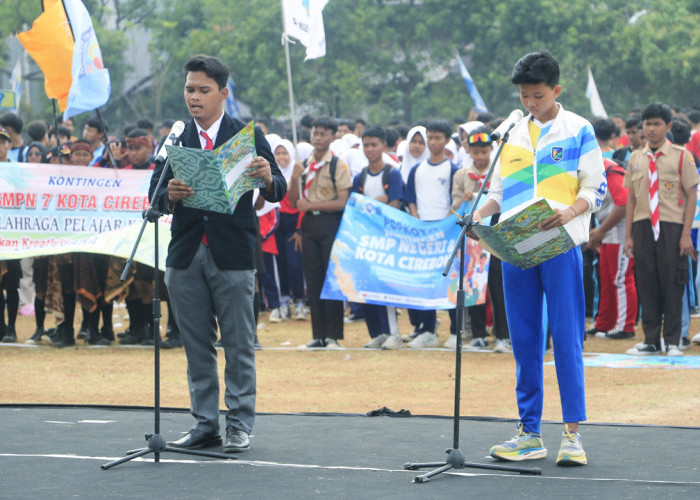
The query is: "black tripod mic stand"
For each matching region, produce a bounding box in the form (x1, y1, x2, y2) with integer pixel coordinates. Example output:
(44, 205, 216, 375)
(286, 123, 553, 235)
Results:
(102, 134, 234, 469)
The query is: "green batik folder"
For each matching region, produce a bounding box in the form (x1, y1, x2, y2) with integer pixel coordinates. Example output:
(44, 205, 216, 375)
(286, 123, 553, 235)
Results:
(167, 121, 265, 214)
(470, 198, 575, 269)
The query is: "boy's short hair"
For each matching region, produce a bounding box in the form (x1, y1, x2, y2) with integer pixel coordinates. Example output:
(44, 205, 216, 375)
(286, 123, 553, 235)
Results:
(687, 110, 700, 125)
(301, 114, 315, 128)
(311, 116, 338, 134)
(592, 118, 617, 142)
(625, 114, 642, 130)
(467, 126, 494, 147)
(338, 119, 354, 130)
(0, 112, 23, 134)
(27, 120, 48, 141)
(49, 126, 72, 141)
(85, 116, 105, 134)
(476, 112, 497, 124)
(511, 51, 560, 88)
(184, 55, 229, 90)
(426, 119, 453, 139)
(361, 126, 386, 143)
(136, 118, 154, 131)
(385, 128, 399, 148)
(671, 117, 692, 145)
(641, 102, 673, 124)
(355, 118, 366, 126)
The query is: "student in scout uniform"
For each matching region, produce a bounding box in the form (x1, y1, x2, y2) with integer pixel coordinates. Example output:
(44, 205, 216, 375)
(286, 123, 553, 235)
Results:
(474, 51, 606, 466)
(289, 116, 353, 349)
(623, 102, 699, 357)
(450, 127, 512, 353)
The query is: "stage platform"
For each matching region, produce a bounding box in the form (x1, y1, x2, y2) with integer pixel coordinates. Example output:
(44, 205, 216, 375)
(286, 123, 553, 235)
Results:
(1, 406, 698, 498)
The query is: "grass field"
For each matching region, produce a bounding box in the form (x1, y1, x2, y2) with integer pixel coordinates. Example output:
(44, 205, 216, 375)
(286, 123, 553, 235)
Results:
(3, 305, 700, 427)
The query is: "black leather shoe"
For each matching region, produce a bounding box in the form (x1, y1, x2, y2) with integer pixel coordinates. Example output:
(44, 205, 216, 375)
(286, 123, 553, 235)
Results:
(86, 327, 111, 346)
(223, 426, 250, 453)
(26, 327, 45, 345)
(119, 325, 147, 345)
(168, 430, 222, 450)
(52, 324, 75, 348)
(1, 325, 17, 343)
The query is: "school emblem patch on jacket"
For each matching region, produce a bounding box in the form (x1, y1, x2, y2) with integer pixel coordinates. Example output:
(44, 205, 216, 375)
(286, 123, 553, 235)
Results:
(551, 147, 563, 162)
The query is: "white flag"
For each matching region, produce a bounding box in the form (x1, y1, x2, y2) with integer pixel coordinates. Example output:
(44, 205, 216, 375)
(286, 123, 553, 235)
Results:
(282, 0, 329, 60)
(585, 67, 607, 118)
(9, 60, 22, 111)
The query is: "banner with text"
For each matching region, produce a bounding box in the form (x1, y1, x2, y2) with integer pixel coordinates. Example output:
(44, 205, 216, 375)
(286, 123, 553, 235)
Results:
(321, 194, 489, 310)
(0, 163, 170, 268)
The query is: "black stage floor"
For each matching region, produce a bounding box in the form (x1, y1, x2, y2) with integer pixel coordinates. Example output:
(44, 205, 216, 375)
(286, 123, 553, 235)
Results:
(1, 406, 698, 499)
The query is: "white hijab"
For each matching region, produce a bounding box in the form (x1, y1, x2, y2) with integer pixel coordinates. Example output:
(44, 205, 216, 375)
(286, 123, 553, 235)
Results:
(272, 139, 296, 185)
(457, 121, 484, 166)
(400, 125, 428, 183)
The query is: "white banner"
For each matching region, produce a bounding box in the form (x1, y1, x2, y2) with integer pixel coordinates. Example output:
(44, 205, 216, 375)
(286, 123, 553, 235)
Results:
(282, 0, 329, 60)
(0, 163, 170, 269)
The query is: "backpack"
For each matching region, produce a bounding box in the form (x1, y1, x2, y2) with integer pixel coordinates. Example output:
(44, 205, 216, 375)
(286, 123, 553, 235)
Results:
(357, 164, 393, 194)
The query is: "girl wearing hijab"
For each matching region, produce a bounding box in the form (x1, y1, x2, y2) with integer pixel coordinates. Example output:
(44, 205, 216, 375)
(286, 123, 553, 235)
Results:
(271, 139, 307, 321)
(399, 125, 429, 184)
(25, 142, 47, 164)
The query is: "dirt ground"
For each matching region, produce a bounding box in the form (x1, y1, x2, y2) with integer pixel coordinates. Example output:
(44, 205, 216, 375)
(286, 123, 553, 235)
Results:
(2, 305, 699, 427)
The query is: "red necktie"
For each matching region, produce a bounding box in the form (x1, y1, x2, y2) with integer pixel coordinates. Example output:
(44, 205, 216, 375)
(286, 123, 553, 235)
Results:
(200, 131, 214, 246)
(200, 130, 214, 150)
(647, 151, 662, 241)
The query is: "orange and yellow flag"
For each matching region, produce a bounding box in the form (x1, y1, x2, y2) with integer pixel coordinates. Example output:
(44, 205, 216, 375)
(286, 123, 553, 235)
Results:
(16, 0, 74, 110)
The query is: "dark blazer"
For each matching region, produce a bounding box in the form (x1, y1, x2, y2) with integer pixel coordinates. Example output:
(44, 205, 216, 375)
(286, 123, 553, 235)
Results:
(149, 114, 287, 269)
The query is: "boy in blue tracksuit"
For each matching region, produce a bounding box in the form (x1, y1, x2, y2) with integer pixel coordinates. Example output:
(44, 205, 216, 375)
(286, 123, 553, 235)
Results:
(474, 51, 606, 466)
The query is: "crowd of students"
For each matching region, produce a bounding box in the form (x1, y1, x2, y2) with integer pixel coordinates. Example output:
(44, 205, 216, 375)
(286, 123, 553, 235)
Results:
(2, 103, 700, 355)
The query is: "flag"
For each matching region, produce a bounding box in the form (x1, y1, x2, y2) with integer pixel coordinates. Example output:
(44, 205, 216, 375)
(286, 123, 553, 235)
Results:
(585, 67, 607, 118)
(282, 0, 329, 60)
(16, 0, 74, 109)
(9, 60, 23, 111)
(225, 77, 242, 119)
(16, 0, 110, 117)
(455, 53, 488, 114)
(61, 0, 111, 119)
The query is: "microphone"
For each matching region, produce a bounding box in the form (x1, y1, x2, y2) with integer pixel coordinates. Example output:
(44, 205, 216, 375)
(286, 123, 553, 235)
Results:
(490, 109, 524, 141)
(154, 120, 186, 164)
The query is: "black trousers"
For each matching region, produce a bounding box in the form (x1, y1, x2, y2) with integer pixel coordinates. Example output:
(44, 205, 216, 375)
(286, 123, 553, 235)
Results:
(633, 220, 687, 347)
(301, 212, 344, 340)
(487, 256, 510, 340)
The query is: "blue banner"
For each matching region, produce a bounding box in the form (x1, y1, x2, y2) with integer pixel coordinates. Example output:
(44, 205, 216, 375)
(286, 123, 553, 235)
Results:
(320, 194, 489, 310)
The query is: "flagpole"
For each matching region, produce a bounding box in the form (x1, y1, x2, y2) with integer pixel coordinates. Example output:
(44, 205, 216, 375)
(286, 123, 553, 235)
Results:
(281, 1, 298, 147)
(94, 108, 119, 169)
(52, 100, 62, 164)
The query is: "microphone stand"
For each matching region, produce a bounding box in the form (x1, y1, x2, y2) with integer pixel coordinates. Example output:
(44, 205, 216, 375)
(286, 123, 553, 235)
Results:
(102, 136, 234, 469)
(403, 123, 542, 482)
